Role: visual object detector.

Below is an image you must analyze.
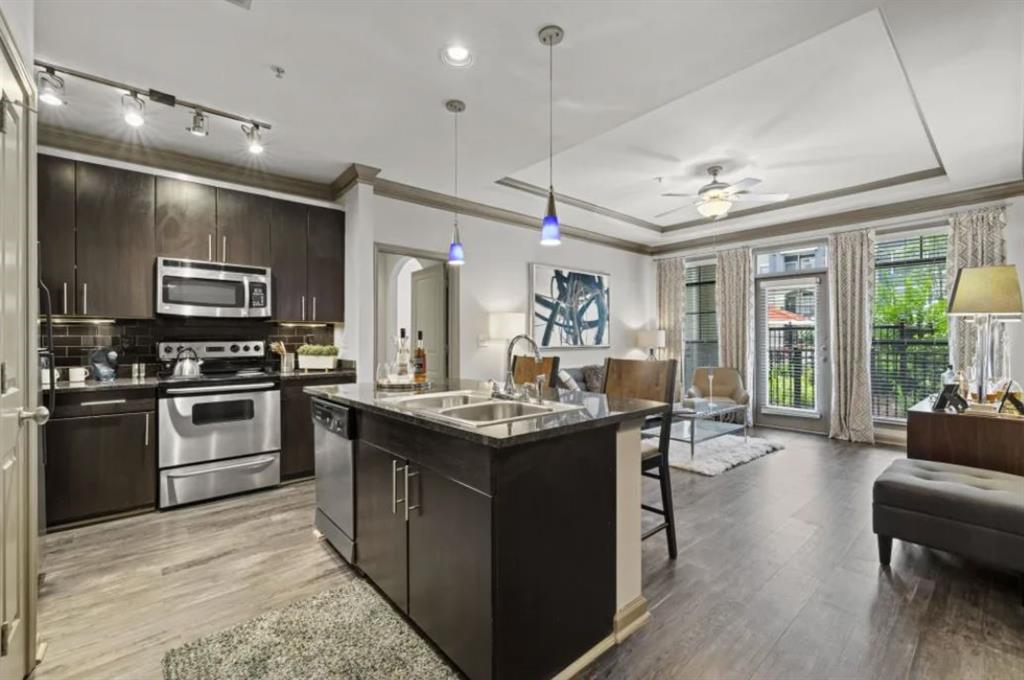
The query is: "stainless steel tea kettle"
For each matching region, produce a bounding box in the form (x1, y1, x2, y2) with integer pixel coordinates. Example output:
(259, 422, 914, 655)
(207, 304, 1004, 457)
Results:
(172, 347, 203, 378)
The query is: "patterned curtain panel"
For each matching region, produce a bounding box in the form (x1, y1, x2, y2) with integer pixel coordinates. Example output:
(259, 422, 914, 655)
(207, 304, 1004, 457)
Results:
(715, 247, 754, 421)
(828, 230, 875, 443)
(656, 256, 686, 400)
(947, 206, 1008, 377)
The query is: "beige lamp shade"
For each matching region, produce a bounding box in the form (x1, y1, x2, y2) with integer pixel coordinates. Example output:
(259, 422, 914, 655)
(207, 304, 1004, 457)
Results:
(947, 265, 1024, 318)
(637, 329, 667, 348)
(488, 312, 526, 340)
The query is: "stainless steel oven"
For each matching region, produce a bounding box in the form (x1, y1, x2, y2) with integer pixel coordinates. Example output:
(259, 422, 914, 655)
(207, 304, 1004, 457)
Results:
(156, 257, 271, 318)
(158, 380, 281, 507)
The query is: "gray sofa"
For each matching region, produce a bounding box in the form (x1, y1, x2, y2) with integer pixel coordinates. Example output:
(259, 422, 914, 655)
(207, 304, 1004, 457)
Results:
(556, 365, 603, 392)
(873, 458, 1024, 602)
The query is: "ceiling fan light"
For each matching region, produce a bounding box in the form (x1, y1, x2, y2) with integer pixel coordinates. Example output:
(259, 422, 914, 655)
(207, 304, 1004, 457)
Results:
(697, 197, 732, 218)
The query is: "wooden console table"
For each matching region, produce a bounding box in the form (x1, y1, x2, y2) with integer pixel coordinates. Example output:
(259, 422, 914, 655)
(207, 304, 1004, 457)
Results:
(906, 398, 1024, 475)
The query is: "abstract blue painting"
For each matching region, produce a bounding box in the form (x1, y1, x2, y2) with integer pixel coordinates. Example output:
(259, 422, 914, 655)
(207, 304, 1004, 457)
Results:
(530, 264, 611, 349)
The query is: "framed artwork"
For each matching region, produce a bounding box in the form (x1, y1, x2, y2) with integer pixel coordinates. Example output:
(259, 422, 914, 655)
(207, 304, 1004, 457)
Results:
(529, 263, 611, 349)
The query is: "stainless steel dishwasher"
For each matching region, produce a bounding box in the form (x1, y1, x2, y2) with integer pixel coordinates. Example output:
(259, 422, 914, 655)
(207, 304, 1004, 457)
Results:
(312, 398, 355, 562)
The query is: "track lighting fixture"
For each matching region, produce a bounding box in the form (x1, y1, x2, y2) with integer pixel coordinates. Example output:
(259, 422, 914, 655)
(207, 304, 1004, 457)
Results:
(186, 110, 209, 137)
(121, 93, 145, 127)
(37, 69, 66, 106)
(242, 124, 264, 154)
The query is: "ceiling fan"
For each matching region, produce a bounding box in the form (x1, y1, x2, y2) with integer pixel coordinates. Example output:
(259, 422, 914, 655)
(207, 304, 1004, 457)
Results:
(656, 165, 789, 220)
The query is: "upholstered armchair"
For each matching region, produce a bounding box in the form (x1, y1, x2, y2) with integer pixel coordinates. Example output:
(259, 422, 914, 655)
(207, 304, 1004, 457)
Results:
(686, 367, 749, 406)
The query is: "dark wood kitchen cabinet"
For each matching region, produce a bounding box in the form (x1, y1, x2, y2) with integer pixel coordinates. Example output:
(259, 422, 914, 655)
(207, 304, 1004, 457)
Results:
(38, 154, 76, 315)
(306, 206, 345, 322)
(155, 176, 217, 261)
(270, 200, 309, 321)
(75, 163, 156, 318)
(45, 409, 156, 528)
(216, 188, 271, 266)
(356, 442, 410, 612)
(281, 375, 353, 479)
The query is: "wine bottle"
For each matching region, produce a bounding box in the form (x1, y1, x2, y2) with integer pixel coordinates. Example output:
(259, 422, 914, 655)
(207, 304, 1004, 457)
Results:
(413, 330, 427, 384)
(396, 328, 410, 377)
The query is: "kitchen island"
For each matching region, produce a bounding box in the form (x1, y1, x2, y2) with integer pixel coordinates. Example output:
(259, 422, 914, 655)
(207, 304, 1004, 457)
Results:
(305, 380, 667, 680)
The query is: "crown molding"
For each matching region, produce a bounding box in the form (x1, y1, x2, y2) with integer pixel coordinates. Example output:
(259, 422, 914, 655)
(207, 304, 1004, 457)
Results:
(495, 177, 663, 232)
(38, 124, 334, 200)
(330, 163, 381, 198)
(651, 179, 1024, 255)
(374, 178, 651, 254)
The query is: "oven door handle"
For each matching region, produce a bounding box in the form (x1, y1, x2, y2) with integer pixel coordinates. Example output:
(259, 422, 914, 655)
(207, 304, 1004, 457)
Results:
(165, 456, 277, 479)
(164, 382, 276, 395)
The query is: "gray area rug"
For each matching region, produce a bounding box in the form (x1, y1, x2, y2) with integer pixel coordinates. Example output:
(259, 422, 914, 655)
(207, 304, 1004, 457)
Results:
(163, 578, 459, 680)
(666, 434, 783, 476)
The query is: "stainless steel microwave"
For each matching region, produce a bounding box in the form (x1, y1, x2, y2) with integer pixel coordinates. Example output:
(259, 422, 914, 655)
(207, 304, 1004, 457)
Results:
(156, 257, 271, 318)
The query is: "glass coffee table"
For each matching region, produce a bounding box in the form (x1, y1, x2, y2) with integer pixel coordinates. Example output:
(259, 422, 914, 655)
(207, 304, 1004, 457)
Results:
(643, 401, 747, 459)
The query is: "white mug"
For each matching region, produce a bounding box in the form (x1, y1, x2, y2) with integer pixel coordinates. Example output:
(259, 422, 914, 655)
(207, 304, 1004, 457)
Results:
(68, 367, 88, 383)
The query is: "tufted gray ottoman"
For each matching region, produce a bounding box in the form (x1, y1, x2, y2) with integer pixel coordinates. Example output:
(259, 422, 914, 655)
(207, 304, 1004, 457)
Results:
(873, 458, 1024, 603)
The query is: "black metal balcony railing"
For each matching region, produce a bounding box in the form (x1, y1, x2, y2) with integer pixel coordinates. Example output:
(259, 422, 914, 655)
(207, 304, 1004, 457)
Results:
(871, 323, 948, 420)
(767, 326, 816, 410)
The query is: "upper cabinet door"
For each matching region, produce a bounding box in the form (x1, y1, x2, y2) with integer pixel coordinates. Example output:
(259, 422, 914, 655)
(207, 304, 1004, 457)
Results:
(215, 188, 271, 266)
(270, 200, 309, 321)
(155, 177, 216, 261)
(75, 163, 155, 319)
(38, 155, 77, 315)
(307, 206, 345, 322)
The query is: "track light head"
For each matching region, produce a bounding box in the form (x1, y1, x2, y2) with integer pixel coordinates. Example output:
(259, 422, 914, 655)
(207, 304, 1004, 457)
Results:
(121, 93, 145, 127)
(186, 110, 209, 137)
(37, 70, 66, 107)
(242, 124, 264, 154)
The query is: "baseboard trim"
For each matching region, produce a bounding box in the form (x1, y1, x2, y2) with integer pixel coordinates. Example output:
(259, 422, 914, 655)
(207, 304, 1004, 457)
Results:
(613, 595, 650, 642)
(552, 633, 617, 680)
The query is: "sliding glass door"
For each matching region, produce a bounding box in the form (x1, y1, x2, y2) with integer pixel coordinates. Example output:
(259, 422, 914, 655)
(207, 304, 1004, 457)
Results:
(755, 274, 830, 433)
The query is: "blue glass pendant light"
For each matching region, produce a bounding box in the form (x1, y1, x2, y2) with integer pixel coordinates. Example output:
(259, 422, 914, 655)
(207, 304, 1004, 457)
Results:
(539, 25, 564, 246)
(446, 99, 467, 266)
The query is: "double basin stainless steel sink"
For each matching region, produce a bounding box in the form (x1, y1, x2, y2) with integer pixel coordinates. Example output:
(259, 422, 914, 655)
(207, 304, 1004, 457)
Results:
(383, 390, 584, 428)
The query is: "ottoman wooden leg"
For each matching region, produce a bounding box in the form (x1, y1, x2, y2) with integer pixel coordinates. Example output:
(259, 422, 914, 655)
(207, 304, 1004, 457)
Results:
(877, 535, 892, 566)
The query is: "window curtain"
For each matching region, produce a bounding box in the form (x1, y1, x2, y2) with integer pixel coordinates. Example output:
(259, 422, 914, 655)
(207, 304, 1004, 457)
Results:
(656, 256, 686, 400)
(947, 206, 1008, 377)
(828, 230, 875, 443)
(715, 247, 754, 422)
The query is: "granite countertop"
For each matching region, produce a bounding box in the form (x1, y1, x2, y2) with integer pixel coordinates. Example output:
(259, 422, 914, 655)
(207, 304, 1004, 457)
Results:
(304, 379, 667, 448)
(51, 377, 161, 393)
(279, 369, 356, 381)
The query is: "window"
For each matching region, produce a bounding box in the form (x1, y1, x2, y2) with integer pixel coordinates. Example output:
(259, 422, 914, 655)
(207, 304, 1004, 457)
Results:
(756, 245, 827, 275)
(871, 233, 949, 419)
(684, 263, 717, 388)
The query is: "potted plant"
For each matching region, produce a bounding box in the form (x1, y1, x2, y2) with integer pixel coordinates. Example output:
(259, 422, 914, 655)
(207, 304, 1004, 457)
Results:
(296, 344, 339, 371)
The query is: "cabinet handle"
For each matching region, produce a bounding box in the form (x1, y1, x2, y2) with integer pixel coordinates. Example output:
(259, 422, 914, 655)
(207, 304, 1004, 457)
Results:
(62, 282, 68, 315)
(79, 398, 127, 407)
(301, 296, 306, 322)
(404, 467, 419, 521)
(82, 283, 88, 315)
(208, 234, 213, 261)
(391, 460, 400, 514)
(144, 412, 150, 447)
(221, 235, 227, 262)
(312, 296, 317, 321)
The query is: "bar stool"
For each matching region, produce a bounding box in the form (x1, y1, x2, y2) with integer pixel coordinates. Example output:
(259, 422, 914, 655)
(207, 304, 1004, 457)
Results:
(601, 357, 678, 559)
(510, 355, 561, 388)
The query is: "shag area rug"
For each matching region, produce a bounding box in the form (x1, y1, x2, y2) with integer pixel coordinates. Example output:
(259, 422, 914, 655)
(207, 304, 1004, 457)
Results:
(163, 578, 459, 680)
(665, 434, 783, 476)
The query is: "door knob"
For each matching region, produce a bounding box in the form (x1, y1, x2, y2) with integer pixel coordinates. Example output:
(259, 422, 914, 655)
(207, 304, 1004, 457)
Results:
(18, 406, 50, 426)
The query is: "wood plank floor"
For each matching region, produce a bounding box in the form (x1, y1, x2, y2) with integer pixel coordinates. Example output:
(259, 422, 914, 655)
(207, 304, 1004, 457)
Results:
(35, 429, 1023, 679)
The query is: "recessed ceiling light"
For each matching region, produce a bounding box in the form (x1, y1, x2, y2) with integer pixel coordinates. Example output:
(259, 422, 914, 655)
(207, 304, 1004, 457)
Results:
(121, 93, 145, 127)
(242, 123, 264, 154)
(37, 70, 66, 106)
(441, 44, 473, 68)
(186, 110, 209, 137)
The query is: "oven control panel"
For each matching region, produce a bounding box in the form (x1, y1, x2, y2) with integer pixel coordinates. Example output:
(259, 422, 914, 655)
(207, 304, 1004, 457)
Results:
(159, 341, 265, 359)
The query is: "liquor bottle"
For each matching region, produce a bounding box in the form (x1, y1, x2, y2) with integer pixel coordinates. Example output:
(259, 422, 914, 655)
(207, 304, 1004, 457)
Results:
(413, 330, 427, 384)
(396, 328, 410, 378)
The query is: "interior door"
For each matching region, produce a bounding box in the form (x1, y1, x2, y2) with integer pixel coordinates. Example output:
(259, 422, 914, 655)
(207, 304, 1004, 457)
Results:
(0, 42, 35, 679)
(755, 275, 831, 433)
(410, 264, 447, 383)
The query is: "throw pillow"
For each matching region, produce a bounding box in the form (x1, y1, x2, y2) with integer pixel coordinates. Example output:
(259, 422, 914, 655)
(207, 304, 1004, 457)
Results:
(581, 364, 605, 393)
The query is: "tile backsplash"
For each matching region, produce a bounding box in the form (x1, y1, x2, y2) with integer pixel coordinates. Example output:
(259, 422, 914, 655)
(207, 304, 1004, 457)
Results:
(48, 319, 336, 371)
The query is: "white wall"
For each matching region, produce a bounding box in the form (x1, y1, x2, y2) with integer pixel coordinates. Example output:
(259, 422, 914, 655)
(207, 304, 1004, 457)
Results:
(0, 0, 33, 66)
(1004, 197, 1024, 381)
(364, 195, 655, 381)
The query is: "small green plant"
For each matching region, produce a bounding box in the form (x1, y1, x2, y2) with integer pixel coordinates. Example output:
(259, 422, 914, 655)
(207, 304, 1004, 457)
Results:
(296, 344, 339, 357)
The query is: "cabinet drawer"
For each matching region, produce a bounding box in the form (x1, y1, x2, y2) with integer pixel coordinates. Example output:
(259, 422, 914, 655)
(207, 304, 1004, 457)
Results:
(55, 389, 156, 418)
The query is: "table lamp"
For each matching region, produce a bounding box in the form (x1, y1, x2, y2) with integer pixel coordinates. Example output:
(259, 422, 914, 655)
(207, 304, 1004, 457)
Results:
(947, 264, 1023, 400)
(637, 329, 666, 360)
